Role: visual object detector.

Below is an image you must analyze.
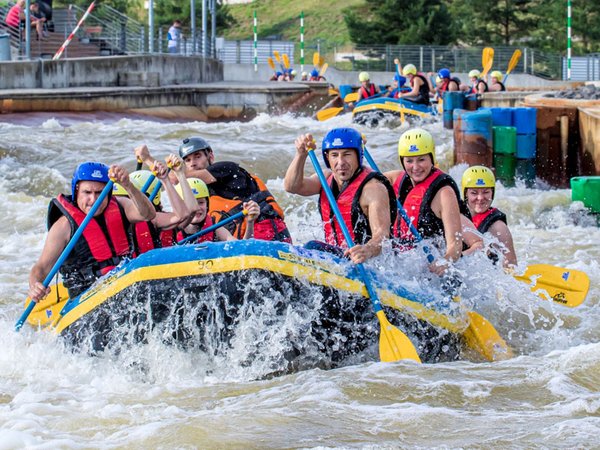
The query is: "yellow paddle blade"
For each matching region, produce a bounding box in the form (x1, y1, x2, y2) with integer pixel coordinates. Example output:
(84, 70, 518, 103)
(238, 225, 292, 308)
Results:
(377, 310, 421, 363)
(267, 56, 275, 71)
(25, 283, 69, 327)
(282, 53, 290, 69)
(319, 56, 325, 68)
(344, 92, 359, 103)
(513, 264, 590, 308)
(313, 52, 320, 67)
(273, 50, 281, 63)
(463, 311, 513, 361)
(481, 47, 494, 78)
(319, 63, 328, 77)
(328, 86, 339, 96)
(316, 107, 344, 121)
(506, 49, 522, 76)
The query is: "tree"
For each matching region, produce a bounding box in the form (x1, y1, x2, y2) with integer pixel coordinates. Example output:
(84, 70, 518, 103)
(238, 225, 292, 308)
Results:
(344, 0, 455, 46)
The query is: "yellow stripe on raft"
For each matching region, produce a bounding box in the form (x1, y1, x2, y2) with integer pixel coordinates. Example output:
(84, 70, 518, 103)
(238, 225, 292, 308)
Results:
(353, 102, 429, 118)
(52, 254, 467, 335)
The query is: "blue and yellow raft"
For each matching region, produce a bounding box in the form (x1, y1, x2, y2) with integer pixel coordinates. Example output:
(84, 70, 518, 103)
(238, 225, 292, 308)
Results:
(352, 97, 435, 126)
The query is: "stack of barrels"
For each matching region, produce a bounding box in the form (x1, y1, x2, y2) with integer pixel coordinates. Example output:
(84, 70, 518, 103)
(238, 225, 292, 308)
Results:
(453, 108, 493, 168)
(512, 107, 537, 186)
(571, 176, 600, 216)
(442, 92, 465, 129)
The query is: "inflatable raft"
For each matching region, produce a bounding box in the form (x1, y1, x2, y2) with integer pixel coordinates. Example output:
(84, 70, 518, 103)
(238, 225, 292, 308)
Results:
(26, 240, 509, 367)
(352, 97, 435, 127)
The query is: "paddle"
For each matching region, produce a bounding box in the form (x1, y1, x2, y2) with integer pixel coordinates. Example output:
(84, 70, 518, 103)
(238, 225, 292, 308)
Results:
(503, 49, 522, 84)
(24, 282, 69, 327)
(16, 180, 115, 331)
(273, 50, 284, 71)
(177, 210, 248, 245)
(363, 148, 512, 361)
(136, 158, 143, 171)
(481, 47, 494, 79)
(319, 55, 325, 68)
(316, 107, 344, 122)
(307, 147, 420, 363)
(344, 92, 359, 103)
(513, 264, 589, 308)
(319, 63, 328, 77)
(313, 52, 320, 69)
(268, 56, 276, 71)
(283, 53, 290, 70)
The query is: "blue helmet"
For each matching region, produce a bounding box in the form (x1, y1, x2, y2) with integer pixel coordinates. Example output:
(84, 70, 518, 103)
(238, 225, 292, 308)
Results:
(394, 74, 406, 86)
(275, 71, 283, 77)
(310, 68, 319, 78)
(71, 162, 110, 199)
(438, 68, 451, 79)
(321, 127, 364, 168)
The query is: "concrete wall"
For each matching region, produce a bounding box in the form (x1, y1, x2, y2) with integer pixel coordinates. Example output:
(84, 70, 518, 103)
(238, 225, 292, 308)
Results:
(0, 55, 223, 89)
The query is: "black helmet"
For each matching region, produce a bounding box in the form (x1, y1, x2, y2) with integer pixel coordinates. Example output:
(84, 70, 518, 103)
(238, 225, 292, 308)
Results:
(179, 137, 213, 159)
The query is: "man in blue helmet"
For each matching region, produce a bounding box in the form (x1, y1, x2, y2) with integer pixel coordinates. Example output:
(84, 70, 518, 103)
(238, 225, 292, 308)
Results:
(28, 163, 156, 302)
(284, 128, 397, 264)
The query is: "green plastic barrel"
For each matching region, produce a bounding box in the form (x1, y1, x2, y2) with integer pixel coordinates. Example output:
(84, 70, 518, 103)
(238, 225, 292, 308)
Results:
(493, 154, 516, 187)
(493, 126, 517, 155)
(571, 176, 600, 213)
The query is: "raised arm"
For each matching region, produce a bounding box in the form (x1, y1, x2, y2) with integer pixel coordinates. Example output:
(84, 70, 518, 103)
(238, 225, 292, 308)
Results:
(110, 165, 156, 223)
(283, 133, 324, 196)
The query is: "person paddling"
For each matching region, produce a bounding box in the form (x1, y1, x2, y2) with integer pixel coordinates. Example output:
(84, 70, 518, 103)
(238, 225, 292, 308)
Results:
(284, 127, 397, 264)
(383, 129, 482, 275)
(489, 71, 507, 92)
(462, 165, 517, 268)
(175, 178, 259, 243)
(357, 72, 380, 102)
(467, 69, 489, 95)
(28, 162, 156, 302)
(397, 64, 430, 105)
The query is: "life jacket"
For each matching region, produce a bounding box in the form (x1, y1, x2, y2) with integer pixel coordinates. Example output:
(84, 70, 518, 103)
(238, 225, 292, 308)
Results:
(439, 77, 461, 94)
(177, 215, 217, 244)
(470, 79, 489, 94)
(47, 194, 131, 298)
(393, 168, 469, 241)
(318, 168, 397, 248)
(472, 207, 507, 234)
(208, 166, 291, 243)
(407, 74, 430, 105)
(494, 81, 506, 91)
(132, 220, 176, 255)
(359, 83, 377, 100)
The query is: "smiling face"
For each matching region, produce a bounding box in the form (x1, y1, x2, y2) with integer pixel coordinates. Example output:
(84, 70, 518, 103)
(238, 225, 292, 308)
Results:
(183, 150, 213, 171)
(76, 180, 109, 216)
(466, 188, 494, 214)
(191, 197, 208, 224)
(402, 155, 433, 184)
(326, 148, 359, 183)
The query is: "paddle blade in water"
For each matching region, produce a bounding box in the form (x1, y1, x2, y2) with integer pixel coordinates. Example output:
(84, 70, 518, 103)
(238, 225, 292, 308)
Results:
(513, 264, 590, 308)
(316, 107, 344, 121)
(463, 311, 513, 361)
(377, 311, 421, 363)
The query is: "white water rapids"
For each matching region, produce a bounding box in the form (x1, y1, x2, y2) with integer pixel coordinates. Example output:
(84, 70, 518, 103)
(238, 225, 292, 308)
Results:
(0, 111, 598, 448)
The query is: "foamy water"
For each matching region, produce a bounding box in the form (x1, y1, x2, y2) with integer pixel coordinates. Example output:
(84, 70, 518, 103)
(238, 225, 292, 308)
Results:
(0, 112, 598, 447)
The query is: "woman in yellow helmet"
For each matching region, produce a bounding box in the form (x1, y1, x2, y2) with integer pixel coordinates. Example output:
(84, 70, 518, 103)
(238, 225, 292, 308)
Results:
(489, 70, 506, 92)
(384, 128, 482, 275)
(468, 69, 488, 95)
(175, 178, 260, 243)
(396, 64, 430, 105)
(357, 71, 380, 102)
(462, 166, 516, 267)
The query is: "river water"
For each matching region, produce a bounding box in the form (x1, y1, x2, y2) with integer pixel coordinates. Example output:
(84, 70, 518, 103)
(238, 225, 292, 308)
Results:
(0, 112, 598, 448)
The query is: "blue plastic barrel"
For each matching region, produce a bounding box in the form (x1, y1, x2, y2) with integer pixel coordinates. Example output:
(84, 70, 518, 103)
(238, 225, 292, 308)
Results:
(516, 133, 536, 159)
(453, 109, 493, 167)
(480, 107, 512, 127)
(442, 91, 465, 130)
(512, 107, 537, 134)
(339, 84, 353, 101)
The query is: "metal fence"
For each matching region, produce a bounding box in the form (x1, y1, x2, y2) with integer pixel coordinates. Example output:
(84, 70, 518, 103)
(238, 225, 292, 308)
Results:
(563, 54, 600, 81)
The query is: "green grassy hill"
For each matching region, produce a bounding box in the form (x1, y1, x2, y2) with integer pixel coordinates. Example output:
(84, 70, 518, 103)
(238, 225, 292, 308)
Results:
(223, 0, 365, 45)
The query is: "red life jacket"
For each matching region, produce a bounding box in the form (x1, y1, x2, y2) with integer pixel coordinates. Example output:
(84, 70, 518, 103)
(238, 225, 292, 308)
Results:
(132, 221, 176, 255)
(359, 83, 377, 100)
(318, 168, 375, 248)
(393, 168, 464, 241)
(472, 207, 507, 233)
(48, 194, 131, 298)
(177, 215, 216, 244)
(439, 77, 461, 94)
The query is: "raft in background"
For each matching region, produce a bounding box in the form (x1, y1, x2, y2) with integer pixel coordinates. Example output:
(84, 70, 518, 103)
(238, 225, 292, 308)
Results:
(352, 97, 434, 127)
(34, 239, 501, 366)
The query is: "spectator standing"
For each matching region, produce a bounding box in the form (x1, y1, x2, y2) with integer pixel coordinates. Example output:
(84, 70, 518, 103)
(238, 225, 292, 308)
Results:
(167, 20, 182, 54)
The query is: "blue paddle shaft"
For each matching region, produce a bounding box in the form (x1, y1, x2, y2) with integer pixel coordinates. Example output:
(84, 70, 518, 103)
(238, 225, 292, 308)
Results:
(363, 148, 434, 263)
(177, 210, 246, 245)
(307, 149, 383, 312)
(149, 179, 162, 202)
(140, 173, 156, 194)
(16, 180, 115, 331)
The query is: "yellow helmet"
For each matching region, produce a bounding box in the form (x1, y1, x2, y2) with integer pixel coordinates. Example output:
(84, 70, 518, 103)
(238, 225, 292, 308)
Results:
(461, 165, 496, 198)
(112, 183, 128, 197)
(469, 69, 481, 78)
(359, 71, 370, 82)
(130, 170, 161, 206)
(397, 128, 436, 164)
(402, 64, 417, 76)
(175, 177, 209, 200)
(491, 70, 503, 80)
